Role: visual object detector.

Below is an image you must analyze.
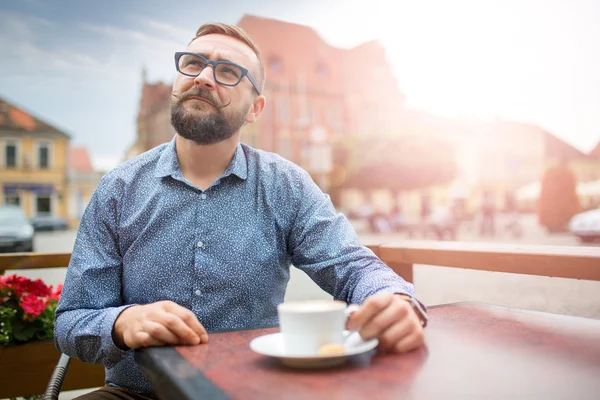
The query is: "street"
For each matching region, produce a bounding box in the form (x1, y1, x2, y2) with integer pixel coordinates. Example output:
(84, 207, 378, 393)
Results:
(12, 215, 600, 321)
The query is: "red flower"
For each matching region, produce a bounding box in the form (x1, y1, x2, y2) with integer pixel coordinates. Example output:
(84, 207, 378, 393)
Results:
(24, 278, 52, 297)
(0, 274, 51, 297)
(20, 293, 47, 318)
(1, 274, 29, 296)
(51, 283, 63, 301)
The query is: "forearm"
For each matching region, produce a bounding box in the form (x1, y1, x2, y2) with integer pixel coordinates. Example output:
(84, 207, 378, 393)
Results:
(331, 246, 415, 304)
(54, 305, 134, 368)
(295, 238, 414, 304)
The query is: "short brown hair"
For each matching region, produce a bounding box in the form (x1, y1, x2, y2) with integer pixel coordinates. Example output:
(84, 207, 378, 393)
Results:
(190, 23, 265, 94)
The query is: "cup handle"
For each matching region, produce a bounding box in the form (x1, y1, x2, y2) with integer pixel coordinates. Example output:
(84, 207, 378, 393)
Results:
(343, 304, 361, 341)
(344, 304, 360, 317)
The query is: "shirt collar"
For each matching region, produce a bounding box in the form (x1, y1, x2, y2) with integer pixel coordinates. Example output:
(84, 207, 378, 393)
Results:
(222, 143, 248, 181)
(154, 136, 247, 181)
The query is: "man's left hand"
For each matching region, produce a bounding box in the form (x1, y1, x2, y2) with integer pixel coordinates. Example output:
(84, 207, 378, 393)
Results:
(347, 292, 425, 353)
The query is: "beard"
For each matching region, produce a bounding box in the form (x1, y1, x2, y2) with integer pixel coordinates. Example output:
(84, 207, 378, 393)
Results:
(170, 88, 248, 145)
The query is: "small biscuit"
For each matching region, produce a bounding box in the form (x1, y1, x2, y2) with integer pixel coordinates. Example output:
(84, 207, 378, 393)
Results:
(317, 343, 346, 356)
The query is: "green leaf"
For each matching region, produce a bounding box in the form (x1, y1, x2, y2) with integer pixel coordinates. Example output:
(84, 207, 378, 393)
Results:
(12, 319, 41, 342)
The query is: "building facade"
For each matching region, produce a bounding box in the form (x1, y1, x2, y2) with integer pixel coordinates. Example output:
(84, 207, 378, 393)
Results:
(0, 97, 70, 219)
(126, 15, 407, 194)
(125, 14, 600, 219)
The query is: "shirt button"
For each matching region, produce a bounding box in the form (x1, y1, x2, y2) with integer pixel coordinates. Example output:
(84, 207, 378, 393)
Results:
(194, 290, 201, 296)
(197, 241, 203, 248)
(201, 194, 207, 199)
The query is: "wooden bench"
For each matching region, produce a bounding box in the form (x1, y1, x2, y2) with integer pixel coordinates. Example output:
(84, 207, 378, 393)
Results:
(2, 242, 600, 398)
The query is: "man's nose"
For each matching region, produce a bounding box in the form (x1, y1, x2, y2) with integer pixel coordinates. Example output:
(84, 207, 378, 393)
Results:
(194, 65, 216, 90)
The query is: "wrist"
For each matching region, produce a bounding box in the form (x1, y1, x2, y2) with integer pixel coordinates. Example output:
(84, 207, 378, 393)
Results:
(395, 294, 428, 328)
(112, 306, 135, 350)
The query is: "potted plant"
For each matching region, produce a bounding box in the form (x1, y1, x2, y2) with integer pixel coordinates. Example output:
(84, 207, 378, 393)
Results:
(0, 274, 61, 346)
(0, 274, 62, 399)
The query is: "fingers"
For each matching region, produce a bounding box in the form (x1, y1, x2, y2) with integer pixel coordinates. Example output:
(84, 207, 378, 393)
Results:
(348, 292, 394, 331)
(348, 293, 426, 354)
(142, 320, 180, 345)
(377, 315, 418, 352)
(158, 313, 202, 345)
(116, 301, 209, 349)
(391, 326, 425, 353)
(163, 301, 209, 343)
(360, 299, 410, 341)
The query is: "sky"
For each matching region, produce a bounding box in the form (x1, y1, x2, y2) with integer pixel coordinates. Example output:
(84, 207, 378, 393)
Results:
(1, 0, 599, 170)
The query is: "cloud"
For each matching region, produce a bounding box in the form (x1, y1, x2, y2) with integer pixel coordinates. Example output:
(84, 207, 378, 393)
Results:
(134, 16, 192, 42)
(0, 10, 54, 38)
(78, 22, 182, 51)
(0, 11, 117, 78)
(21, 0, 45, 6)
(76, 21, 184, 82)
(0, 10, 54, 25)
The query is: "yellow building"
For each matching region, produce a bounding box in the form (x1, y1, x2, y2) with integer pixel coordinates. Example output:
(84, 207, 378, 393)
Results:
(0, 97, 70, 219)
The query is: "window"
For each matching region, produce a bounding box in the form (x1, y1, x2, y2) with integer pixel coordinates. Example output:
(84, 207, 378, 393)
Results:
(4, 139, 19, 168)
(36, 195, 52, 215)
(37, 141, 51, 169)
(4, 193, 20, 206)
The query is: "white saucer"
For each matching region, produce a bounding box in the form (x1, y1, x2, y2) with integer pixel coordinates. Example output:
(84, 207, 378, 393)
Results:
(249, 330, 378, 368)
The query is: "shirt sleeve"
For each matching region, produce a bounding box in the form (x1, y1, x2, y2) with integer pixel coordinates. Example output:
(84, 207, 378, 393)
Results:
(54, 175, 133, 368)
(287, 169, 416, 305)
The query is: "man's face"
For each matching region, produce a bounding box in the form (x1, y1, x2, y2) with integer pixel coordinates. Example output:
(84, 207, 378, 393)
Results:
(171, 34, 262, 145)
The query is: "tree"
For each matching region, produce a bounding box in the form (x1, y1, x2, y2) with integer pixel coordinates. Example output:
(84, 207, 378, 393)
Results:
(538, 164, 582, 232)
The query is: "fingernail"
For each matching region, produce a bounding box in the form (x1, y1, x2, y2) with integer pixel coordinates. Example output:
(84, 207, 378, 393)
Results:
(201, 334, 209, 343)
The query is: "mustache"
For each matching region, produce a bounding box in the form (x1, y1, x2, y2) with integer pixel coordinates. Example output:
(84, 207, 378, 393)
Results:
(172, 89, 231, 109)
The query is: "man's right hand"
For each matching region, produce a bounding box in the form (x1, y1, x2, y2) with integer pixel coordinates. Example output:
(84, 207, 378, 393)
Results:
(112, 300, 208, 349)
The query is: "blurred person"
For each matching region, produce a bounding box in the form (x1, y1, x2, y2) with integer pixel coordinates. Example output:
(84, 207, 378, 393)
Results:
(373, 206, 393, 233)
(503, 191, 522, 238)
(427, 202, 457, 241)
(390, 204, 406, 233)
(55, 23, 427, 400)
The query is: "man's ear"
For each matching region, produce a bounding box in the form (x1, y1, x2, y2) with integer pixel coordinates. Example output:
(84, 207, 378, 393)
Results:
(245, 95, 266, 124)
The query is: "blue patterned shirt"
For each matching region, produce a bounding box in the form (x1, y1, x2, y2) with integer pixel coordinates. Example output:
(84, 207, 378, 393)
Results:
(55, 136, 415, 395)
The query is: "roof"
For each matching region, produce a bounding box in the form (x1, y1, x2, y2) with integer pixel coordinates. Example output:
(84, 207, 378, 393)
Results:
(69, 146, 94, 172)
(543, 129, 590, 160)
(0, 96, 70, 138)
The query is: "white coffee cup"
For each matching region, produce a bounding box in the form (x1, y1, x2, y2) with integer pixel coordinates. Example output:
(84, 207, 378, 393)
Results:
(277, 300, 359, 356)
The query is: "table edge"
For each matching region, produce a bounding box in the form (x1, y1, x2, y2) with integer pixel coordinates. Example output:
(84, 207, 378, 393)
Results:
(135, 346, 231, 400)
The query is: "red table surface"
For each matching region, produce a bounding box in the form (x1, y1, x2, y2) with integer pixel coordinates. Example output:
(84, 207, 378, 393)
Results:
(174, 302, 600, 400)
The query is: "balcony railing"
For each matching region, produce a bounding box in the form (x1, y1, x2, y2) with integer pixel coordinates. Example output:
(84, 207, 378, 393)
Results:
(1, 242, 600, 398)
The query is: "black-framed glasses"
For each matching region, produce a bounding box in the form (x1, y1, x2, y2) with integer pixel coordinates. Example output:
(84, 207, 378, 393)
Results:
(174, 52, 261, 95)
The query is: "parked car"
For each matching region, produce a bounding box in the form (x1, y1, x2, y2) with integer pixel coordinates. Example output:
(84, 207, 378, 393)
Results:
(568, 207, 600, 243)
(31, 215, 69, 231)
(0, 206, 34, 253)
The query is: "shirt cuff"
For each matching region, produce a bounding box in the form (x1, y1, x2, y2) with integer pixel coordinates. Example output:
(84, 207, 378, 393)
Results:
(101, 304, 138, 368)
(393, 292, 427, 313)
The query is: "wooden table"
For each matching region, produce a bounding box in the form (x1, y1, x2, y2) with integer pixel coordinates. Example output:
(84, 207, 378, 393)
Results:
(135, 302, 600, 399)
